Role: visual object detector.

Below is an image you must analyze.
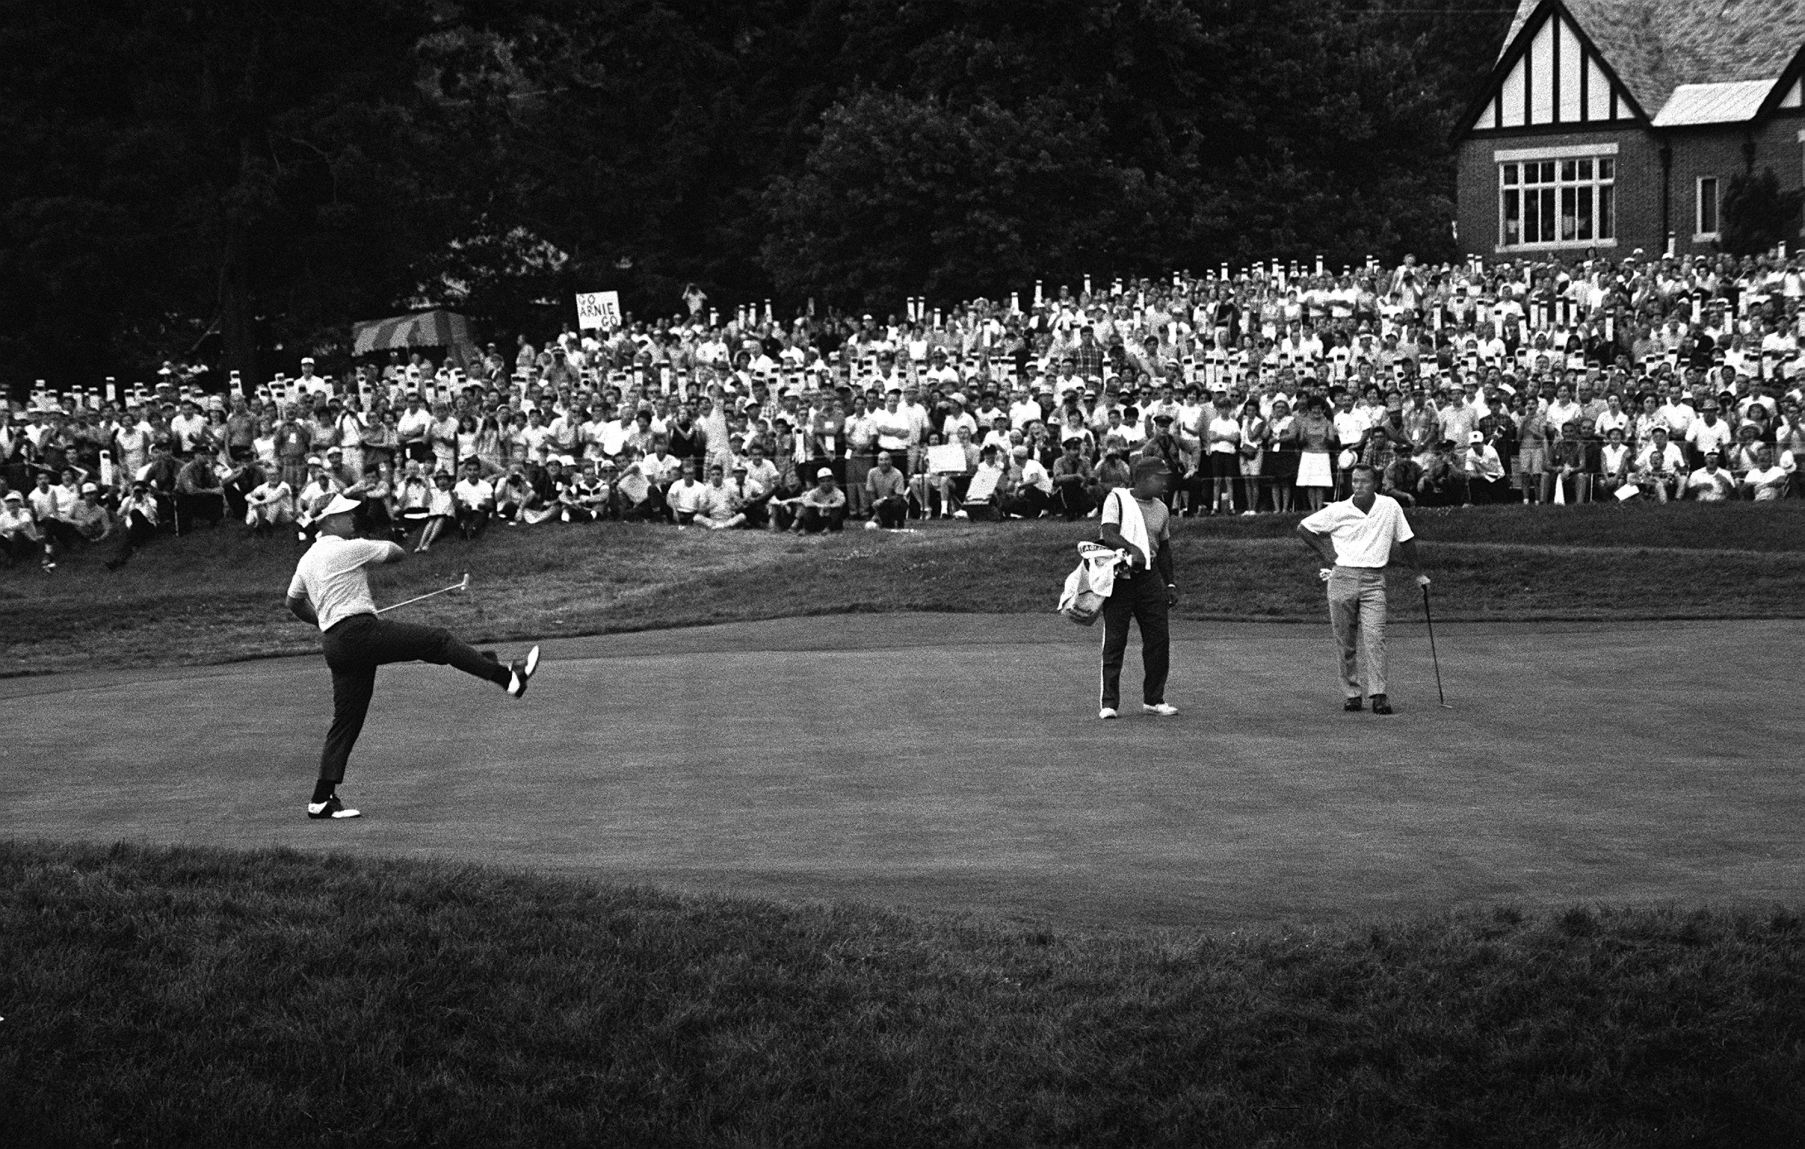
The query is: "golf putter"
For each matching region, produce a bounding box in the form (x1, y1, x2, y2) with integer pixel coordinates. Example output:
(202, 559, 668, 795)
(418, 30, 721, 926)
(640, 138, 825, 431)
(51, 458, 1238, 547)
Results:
(1422, 584, 1449, 708)
(376, 571, 471, 615)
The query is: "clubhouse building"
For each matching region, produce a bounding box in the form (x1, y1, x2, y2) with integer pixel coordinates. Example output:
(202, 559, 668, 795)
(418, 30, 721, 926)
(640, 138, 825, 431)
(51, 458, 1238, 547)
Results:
(1455, 0, 1805, 259)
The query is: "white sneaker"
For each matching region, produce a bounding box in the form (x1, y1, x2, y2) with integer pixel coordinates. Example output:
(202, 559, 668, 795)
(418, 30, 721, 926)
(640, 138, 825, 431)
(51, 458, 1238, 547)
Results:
(1142, 702, 1179, 717)
(1098, 707, 1119, 720)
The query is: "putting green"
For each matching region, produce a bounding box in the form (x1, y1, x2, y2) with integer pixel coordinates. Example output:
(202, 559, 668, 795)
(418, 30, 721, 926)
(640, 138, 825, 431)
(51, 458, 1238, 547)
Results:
(3, 613, 1798, 932)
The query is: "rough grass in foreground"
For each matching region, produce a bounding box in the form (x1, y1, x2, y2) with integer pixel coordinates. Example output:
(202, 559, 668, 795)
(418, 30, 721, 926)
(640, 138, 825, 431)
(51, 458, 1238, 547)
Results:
(4, 500, 1804, 676)
(1, 840, 1801, 1148)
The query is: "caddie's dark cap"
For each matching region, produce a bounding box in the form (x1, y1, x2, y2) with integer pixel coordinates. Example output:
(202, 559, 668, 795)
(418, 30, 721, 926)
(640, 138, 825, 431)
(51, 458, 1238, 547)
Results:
(1132, 456, 1170, 480)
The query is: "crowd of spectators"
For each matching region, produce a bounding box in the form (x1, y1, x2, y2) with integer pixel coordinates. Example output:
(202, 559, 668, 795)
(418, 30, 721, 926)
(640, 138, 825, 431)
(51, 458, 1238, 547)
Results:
(3, 248, 1803, 572)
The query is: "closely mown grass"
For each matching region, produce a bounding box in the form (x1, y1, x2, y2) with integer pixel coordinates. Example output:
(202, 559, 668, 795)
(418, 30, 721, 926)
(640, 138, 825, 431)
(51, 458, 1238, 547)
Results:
(4, 501, 1803, 676)
(1, 840, 1800, 1148)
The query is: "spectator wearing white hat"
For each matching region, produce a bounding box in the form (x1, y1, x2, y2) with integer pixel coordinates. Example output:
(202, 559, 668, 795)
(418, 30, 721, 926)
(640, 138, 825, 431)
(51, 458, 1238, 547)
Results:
(296, 356, 328, 397)
(1633, 427, 1686, 503)
(0, 489, 53, 570)
(1684, 450, 1735, 502)
(67, 482, 113, 543)
(789, 466, 846, 533)
(1461, 430, 1507, 504)
(1000, 444, 1053, 519)
(294, 457, 344, 541)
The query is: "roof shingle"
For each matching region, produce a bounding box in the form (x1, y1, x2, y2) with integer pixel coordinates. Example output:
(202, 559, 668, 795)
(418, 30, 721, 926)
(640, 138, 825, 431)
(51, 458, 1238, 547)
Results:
(1497, 0, 1805, 119)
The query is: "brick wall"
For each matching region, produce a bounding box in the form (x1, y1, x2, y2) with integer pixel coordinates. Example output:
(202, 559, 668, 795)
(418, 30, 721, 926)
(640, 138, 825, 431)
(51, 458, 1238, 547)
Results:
(1667, 127, 1758, 256)
(1459, 115, 1805, 261)
(1456, 126, 1662, 261)
(1749, 110, 1805, 246)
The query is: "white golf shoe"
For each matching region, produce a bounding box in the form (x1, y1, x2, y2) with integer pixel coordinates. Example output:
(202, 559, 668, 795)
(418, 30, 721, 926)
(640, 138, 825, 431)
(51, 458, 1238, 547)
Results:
(507, 645, 541, 698)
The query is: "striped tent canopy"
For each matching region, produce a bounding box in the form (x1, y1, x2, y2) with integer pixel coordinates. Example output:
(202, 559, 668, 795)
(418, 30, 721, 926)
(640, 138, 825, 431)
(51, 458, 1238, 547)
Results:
(351, 309, 474, 355)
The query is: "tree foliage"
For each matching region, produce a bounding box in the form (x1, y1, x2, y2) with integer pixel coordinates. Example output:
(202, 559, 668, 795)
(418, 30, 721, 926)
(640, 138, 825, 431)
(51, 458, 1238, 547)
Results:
(1721, 167, 1804, 258)
(0, 0, 1516, 389)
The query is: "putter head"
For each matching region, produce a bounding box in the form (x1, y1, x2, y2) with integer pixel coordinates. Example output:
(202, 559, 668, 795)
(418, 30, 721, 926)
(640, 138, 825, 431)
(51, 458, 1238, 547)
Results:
(458, 572, 471, 592)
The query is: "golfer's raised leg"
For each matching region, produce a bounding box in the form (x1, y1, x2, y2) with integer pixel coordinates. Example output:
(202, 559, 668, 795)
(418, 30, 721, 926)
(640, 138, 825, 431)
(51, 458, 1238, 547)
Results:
(287, 493, 543, 821)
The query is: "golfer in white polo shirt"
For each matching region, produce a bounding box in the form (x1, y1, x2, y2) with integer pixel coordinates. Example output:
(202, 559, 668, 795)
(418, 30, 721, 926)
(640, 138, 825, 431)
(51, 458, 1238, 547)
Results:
(1295, 463, 1430, 714)
(286, 493, 540, 820)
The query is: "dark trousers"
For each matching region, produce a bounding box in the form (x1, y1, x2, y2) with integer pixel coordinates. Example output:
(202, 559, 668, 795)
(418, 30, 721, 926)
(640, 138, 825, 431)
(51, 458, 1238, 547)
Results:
(1099, 569, 1170, 709)
(456, 505, 490, 539)
(317, 613, 509, 785)
(872, 493, 908, 528)
(110, 511, 158, 565)
(1054, 482, 1092, 519)
(798, 505, 845, 533)
(1001, 488, 1052, 519)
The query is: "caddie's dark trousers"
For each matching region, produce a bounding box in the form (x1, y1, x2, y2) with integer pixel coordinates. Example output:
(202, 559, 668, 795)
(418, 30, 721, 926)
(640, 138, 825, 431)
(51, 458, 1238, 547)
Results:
(318, 613, 509, 784)
(1099, 569, 1170, 710)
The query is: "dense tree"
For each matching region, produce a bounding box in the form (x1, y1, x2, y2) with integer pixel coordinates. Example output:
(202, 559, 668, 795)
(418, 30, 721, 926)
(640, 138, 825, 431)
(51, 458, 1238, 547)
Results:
(1721, 167, 1804, 258)
(1, 0, 1517, 394)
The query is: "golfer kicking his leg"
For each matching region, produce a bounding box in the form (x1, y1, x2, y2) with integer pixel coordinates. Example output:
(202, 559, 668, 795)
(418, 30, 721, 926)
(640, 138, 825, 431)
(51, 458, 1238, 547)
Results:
(1097, 457, 1180, 719)
(286, 493, 540, 820)
(1295, 463, 1429, 715)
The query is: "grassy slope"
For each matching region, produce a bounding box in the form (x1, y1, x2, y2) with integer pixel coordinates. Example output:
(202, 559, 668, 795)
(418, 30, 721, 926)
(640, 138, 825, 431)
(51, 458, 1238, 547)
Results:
(1, 840, 1800, 1149)
(5, 502, 1804, 677)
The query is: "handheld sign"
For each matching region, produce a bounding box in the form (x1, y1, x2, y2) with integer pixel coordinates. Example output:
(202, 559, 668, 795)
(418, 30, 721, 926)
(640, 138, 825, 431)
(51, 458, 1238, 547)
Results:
(575, 291, 623, 331)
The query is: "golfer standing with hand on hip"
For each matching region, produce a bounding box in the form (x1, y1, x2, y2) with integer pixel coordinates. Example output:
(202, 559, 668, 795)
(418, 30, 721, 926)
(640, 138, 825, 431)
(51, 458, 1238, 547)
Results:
(1295, 463, 1428, 715)
(286, 493, 540, 820)
(1096, 456, 1180, 719)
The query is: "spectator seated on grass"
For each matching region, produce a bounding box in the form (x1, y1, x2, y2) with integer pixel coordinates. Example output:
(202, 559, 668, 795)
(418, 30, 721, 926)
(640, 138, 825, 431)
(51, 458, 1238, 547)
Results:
(413, 470, 456, 552)
(0, 488, 55, 570)
(494, 462, 534, 525)
(865, 450, 908, 528)
(1685, 450, 1736, 502)
(67, 482, 113, 544)
(784, 467, 846, 534)
(103, 481, 161, 570)
(1000, 444, 1054, 519)
(174, 451, 227, 531)
(1743, 445, 1789, 501)
(453, 459, 495, 540)
(1635, 429, 1687, 504)
(695, 461, 747, 530)
(665, 459, 707, 525)
(244, 470, 295, 534)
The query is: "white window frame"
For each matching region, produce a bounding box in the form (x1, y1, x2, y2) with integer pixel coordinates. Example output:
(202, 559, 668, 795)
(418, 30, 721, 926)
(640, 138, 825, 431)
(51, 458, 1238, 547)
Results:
(1694, 176, 1720, 243)
(1494, 150, 1618, 253)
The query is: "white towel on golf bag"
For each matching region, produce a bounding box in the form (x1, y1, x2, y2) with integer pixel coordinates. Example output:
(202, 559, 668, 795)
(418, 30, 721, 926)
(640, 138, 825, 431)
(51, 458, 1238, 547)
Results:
(1058, 541, 1128, 617)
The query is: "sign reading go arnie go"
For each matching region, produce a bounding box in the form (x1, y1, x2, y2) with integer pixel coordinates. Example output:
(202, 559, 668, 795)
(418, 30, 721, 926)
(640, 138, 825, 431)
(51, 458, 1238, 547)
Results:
(575, 291, 622, 330)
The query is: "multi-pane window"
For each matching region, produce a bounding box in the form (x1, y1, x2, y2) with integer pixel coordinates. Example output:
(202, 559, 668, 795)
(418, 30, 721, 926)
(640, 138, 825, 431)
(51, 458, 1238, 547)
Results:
(1499, 157, 1615, 248)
